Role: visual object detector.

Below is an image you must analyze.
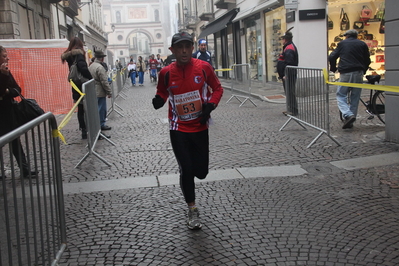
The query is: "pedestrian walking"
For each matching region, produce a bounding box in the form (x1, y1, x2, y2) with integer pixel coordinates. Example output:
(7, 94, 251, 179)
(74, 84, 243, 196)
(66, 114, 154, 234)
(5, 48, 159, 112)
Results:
(329, 29, 371, 129)
(61, 37, 93, 139)
(0, 45, 37, 178)
(127, 59, 136, 86)
(277, 27, 299, 116)
(156, 54, 164, 73)
(148, 54, 158, 83)
(136, 56, 146, 86)
(192, 38, 213, 67)
(89, 50, 112, 134)
(152, 31, 223, 230)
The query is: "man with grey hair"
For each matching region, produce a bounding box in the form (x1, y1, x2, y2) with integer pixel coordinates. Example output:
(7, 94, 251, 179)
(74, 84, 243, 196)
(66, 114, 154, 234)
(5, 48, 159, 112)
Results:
(329, 29, 371, 129)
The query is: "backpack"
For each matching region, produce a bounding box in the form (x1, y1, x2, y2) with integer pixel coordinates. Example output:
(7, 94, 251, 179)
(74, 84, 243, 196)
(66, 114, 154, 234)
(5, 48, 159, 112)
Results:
(68, 57, 89, 87)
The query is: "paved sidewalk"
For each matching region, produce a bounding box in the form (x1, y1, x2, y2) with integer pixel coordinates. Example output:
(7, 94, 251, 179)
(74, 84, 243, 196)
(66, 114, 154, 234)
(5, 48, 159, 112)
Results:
(58, 77, 399, 265)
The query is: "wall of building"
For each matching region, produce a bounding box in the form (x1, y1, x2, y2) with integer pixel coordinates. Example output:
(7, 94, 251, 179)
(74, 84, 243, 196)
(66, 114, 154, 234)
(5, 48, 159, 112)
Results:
(289, 0, 328, 69)
(384, 0, 399, 142)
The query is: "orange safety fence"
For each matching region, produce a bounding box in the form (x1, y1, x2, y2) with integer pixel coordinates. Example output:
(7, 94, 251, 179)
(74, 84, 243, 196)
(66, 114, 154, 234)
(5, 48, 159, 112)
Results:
(3, 39, 76, 115)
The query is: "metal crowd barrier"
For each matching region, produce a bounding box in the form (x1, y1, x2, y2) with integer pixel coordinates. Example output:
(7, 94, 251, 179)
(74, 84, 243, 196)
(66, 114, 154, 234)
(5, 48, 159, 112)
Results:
(0, 112, 66, 266)
(279, 66, 341, 148)
(76, 80, 116, 168)
(226, 63, 257, 107)
(107, 69, 126, 117)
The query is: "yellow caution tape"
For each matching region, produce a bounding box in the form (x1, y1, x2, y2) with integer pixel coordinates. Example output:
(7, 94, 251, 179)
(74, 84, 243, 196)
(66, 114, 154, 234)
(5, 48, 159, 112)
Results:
(215, 68, 232, 72)
(57, 81, 86, 144)
(322, 69, 399, 93)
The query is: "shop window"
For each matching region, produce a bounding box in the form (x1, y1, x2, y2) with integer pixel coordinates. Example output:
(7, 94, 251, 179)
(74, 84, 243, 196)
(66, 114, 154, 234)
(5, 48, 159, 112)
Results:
(244, 14, 262, 82)
(264, 6, 285, 82)
(327, 0, 386, 80)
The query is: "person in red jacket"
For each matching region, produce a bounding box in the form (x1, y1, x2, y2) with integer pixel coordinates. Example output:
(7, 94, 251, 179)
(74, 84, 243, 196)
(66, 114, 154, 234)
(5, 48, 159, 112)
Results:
(152, 32, 223, 230)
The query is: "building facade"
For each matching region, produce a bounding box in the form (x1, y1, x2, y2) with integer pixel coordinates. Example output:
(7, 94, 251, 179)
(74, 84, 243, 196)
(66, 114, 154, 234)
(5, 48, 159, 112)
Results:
(181, 0, 386, 84)
(102, 0, 178, 67)
(0, 0, 108, 63)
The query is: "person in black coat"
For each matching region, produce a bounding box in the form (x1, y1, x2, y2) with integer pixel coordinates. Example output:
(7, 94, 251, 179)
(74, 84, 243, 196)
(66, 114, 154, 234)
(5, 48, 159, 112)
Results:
(61, 37, 93, 139)
(0, 45, 37, 178)
(329, 29, 371, 129)
(277, 28, 299, 116)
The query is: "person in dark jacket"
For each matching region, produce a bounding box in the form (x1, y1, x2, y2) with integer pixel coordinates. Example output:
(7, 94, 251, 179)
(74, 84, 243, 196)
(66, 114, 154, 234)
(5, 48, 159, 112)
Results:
(0, 46, 37, 178)
(277, 27, 299, 116)
(192, 39, 213, 67)
(329, 29, 371, 129)
(61, 37, 93, 139)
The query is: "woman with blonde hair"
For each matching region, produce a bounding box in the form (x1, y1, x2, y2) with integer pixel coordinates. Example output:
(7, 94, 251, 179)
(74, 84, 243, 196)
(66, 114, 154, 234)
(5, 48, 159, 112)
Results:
(61, 37, 92, 139)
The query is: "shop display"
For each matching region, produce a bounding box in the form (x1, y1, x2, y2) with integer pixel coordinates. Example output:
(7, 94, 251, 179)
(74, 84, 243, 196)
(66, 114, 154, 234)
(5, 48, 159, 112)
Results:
(328, 0, 386, 79)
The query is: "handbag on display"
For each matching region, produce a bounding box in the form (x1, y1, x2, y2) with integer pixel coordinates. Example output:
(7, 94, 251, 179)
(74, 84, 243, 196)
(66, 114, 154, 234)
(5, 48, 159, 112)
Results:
(340, 9, 350, 31)
(334, 36, 343, 42)
(360, 5, 373, 21)
(364, 33, 374, 40)
(68, 58, 89, 87)
(12, 89, 45, 127)
(328, 16, 333, 30)
(379, 10, 385, 34)
(353, 21, 364, 30)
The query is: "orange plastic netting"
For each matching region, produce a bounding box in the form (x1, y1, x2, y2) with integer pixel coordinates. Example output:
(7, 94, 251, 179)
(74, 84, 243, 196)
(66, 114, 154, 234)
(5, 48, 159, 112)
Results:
(5, 42, 77, 115)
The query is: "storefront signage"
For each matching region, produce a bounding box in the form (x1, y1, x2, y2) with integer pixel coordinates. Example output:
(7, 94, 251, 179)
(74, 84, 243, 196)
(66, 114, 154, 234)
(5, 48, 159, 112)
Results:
(286, 11, 295, 23)
(285, 0, 298, 10)
(299, 9, 326, 20)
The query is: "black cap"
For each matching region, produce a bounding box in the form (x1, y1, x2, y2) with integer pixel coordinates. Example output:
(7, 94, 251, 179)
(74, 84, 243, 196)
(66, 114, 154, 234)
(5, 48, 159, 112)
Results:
(171, 32, 194, 47)
(280, 27, 294, 40)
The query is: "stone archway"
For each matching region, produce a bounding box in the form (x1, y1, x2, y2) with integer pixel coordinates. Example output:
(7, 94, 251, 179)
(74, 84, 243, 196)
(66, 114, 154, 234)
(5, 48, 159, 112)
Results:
(126, 29, 154, 61)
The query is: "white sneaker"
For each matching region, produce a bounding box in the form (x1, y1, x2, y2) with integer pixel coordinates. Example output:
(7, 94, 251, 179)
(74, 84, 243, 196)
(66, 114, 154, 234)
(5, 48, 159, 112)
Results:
(187, 207, 202, 230)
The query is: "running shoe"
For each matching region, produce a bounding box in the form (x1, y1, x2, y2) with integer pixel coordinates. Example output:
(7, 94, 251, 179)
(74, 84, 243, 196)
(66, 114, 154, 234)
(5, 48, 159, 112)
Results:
(187, 207, 202, 230)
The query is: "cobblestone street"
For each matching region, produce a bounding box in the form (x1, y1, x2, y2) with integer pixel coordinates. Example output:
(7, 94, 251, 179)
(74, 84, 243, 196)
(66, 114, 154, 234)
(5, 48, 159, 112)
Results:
(58, 77, 399, 265)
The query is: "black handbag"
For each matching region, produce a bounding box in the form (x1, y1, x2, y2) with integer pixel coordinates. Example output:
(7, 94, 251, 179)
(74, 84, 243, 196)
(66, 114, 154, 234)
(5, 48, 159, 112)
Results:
(68, 58, 89, 87)
(379, 10, 385, 34)
(340, 8, 350, 31)
(328, 16, 334, 30)
(12, 89, 45, 127)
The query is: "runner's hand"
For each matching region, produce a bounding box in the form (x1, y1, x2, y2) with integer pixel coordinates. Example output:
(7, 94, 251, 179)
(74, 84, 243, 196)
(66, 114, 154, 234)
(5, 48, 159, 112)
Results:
(152, 94, 165, 109)
(199, 103, 215, 124)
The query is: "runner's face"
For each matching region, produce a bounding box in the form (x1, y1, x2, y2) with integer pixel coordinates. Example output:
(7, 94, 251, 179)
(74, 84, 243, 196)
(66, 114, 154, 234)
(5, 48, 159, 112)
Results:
(171, 41, 193, 65)
(199, 43, 207, 52)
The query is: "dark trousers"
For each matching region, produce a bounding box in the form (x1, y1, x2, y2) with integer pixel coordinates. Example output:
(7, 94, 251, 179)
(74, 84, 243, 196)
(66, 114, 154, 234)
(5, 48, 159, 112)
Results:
(282, 73, 298, 115)
(170, 130, 209, 204)
(11, 138, 30, 175)
(77, 103, 86, 130)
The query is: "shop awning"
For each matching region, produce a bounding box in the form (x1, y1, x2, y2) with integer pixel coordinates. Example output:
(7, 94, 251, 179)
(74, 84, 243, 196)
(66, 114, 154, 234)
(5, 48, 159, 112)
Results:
(232, 0, 281, 22)
(198, 8, 239, 39)
(251, 0, 280, 13)
(232, 7, 253, 22)
(75, 20, 91, 36)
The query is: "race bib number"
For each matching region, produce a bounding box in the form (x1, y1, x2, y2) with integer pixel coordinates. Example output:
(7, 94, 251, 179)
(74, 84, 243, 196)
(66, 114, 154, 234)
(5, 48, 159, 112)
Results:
(174, 91, 202, 121)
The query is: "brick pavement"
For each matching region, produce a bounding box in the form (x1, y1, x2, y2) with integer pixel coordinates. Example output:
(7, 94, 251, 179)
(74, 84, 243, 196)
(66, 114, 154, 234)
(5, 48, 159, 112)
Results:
(58, 77, 399, 265)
